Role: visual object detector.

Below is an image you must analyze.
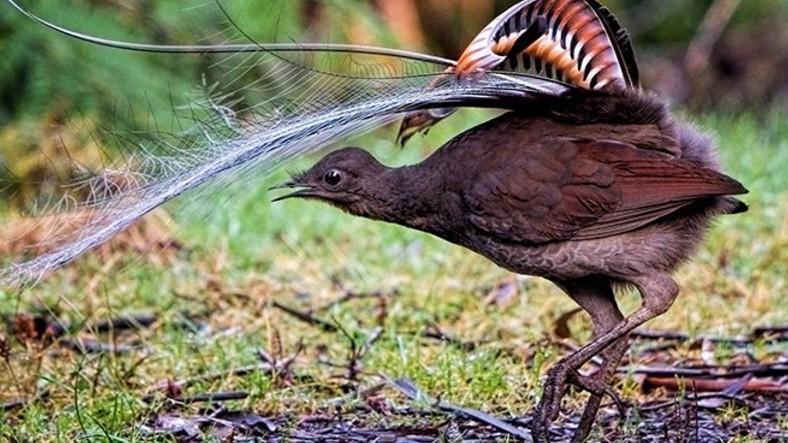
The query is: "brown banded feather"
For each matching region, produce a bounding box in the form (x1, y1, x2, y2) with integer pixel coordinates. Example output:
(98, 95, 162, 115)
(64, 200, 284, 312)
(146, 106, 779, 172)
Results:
(399, 0, 641, 144)
(455, 0, 639, 92)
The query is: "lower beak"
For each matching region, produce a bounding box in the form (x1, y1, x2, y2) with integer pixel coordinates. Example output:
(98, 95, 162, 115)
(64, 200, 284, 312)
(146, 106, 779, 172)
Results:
(270, 180, 313, 202)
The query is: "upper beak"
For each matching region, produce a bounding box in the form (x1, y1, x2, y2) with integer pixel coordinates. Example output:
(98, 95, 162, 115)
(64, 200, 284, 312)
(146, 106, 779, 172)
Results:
(269, 179, 313, 203)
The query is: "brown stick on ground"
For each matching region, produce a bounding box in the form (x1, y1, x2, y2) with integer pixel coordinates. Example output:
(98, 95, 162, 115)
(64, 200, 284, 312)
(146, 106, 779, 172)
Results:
(644, 377, 787, 394)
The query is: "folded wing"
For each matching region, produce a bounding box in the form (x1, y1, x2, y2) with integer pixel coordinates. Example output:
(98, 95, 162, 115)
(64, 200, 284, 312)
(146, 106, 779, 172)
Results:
(464, 140, 746, 244)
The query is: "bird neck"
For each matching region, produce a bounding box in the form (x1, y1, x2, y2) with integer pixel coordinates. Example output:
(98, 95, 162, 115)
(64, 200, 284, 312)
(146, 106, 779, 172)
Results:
(354, 164, 455, 238)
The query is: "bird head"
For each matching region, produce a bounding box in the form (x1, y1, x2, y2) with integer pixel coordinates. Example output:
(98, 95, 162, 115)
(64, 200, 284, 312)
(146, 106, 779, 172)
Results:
(271, 147, 387, 213)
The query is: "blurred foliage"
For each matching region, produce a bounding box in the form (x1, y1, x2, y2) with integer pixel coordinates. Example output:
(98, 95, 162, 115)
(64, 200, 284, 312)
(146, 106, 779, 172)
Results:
(1, 0, 786, 124)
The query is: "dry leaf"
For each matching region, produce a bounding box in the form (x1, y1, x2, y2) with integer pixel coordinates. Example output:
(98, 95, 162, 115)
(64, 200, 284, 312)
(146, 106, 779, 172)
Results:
(553, 308, 583, 340)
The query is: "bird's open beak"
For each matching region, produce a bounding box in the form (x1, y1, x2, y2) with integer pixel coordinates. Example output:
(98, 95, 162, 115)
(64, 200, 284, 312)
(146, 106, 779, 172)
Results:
(269, 179, 314, 203)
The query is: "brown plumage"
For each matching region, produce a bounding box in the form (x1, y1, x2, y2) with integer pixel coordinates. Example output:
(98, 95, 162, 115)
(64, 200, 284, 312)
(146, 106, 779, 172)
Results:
(274, 91, 747, 442)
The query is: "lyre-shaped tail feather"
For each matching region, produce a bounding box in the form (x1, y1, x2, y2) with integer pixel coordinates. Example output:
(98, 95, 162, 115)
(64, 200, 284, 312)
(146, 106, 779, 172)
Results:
(458, 0, 640, 90)
(399, 0, 641, 144)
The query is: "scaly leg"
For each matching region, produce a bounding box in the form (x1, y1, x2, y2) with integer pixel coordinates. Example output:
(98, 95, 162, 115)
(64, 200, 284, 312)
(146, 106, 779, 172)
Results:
(564, 277, 628, 443)
(531, 276, 627, 442)
(531, 274, 679, 443)
(570, 337, 629, 443)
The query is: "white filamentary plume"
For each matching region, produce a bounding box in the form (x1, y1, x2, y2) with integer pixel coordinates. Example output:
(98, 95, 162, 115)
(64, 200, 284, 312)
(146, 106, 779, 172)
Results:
(0, 0, 573, 288)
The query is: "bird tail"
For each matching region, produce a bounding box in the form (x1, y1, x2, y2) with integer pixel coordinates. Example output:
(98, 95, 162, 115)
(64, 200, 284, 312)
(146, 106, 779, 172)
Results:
(720, 197, 749, 215)
(1, 0, 577, 288)
(398, 0, 642, 143)
(672, 121, 749, 216)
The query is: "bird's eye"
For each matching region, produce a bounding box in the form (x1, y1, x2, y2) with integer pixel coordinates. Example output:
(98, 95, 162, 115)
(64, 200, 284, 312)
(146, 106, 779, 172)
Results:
(323, 170, 342, 186)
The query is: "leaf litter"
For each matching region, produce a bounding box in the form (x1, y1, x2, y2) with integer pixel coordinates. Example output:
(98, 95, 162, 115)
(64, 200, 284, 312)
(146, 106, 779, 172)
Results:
(5, 300, 781, 442)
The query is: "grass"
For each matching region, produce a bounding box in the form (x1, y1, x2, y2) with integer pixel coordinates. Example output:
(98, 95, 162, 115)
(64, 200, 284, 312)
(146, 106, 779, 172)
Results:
(0, 106, 786, 441)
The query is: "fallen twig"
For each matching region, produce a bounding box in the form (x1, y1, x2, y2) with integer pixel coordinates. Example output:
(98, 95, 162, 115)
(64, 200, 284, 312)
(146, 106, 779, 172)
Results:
(1, 399, 27, 413)
(150, 357, 296, 394)
(318, 322, 384, 383)
(643, 376, 787, 394)
(385, 375, 533, 442)
(619, 363, 788, 379)
(271, 301, 338, 333)
(346, 326, 384, 382)
(630, 330, 752, 346)
(90, 314, 158, 333)
(0, 388, 51, 413)
(257, 342, 303, 384)
(639, 376, 752, 412)
(420, 325, 480, 352)
(62, 338, 143, 354)
(753, 325, 788, 339)
(630, 325, 788, 347)
(145, 390, 250, 404)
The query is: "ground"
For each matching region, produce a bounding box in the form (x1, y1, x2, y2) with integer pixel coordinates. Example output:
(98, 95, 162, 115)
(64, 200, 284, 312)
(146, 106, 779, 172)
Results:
(0, 108, 786, 442)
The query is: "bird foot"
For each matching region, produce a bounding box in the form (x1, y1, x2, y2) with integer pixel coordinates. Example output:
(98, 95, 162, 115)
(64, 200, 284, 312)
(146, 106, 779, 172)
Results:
(531, 362, 627, 442)
(531, 364, 571, 442)
(568, 371, 627, 417)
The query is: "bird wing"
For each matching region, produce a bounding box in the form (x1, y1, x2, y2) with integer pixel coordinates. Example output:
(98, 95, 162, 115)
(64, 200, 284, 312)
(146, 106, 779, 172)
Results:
(399, 0, 640, 143)
(463, 139, 746, 244)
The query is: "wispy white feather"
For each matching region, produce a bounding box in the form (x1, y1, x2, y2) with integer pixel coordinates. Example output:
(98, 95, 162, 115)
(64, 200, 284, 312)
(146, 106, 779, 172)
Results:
(0, 0, 574, 287)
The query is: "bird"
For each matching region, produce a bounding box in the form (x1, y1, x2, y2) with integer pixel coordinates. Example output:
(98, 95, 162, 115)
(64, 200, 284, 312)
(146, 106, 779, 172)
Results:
(272, 91, 748, 443)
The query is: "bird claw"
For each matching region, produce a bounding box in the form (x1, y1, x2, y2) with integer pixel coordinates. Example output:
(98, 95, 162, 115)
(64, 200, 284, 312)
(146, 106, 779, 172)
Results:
(532, 361, 627, 442)
(568, 371, 628, 417)
(531, 364, 571, 442)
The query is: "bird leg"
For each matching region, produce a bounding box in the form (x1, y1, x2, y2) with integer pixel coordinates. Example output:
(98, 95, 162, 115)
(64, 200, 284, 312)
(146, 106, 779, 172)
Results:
(532, 276, 624, 441)
(561, 277, 628, 442)
(569, 337, 630, 443)
(566, 277, 629, 443)
(531, 274, 679, 443)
